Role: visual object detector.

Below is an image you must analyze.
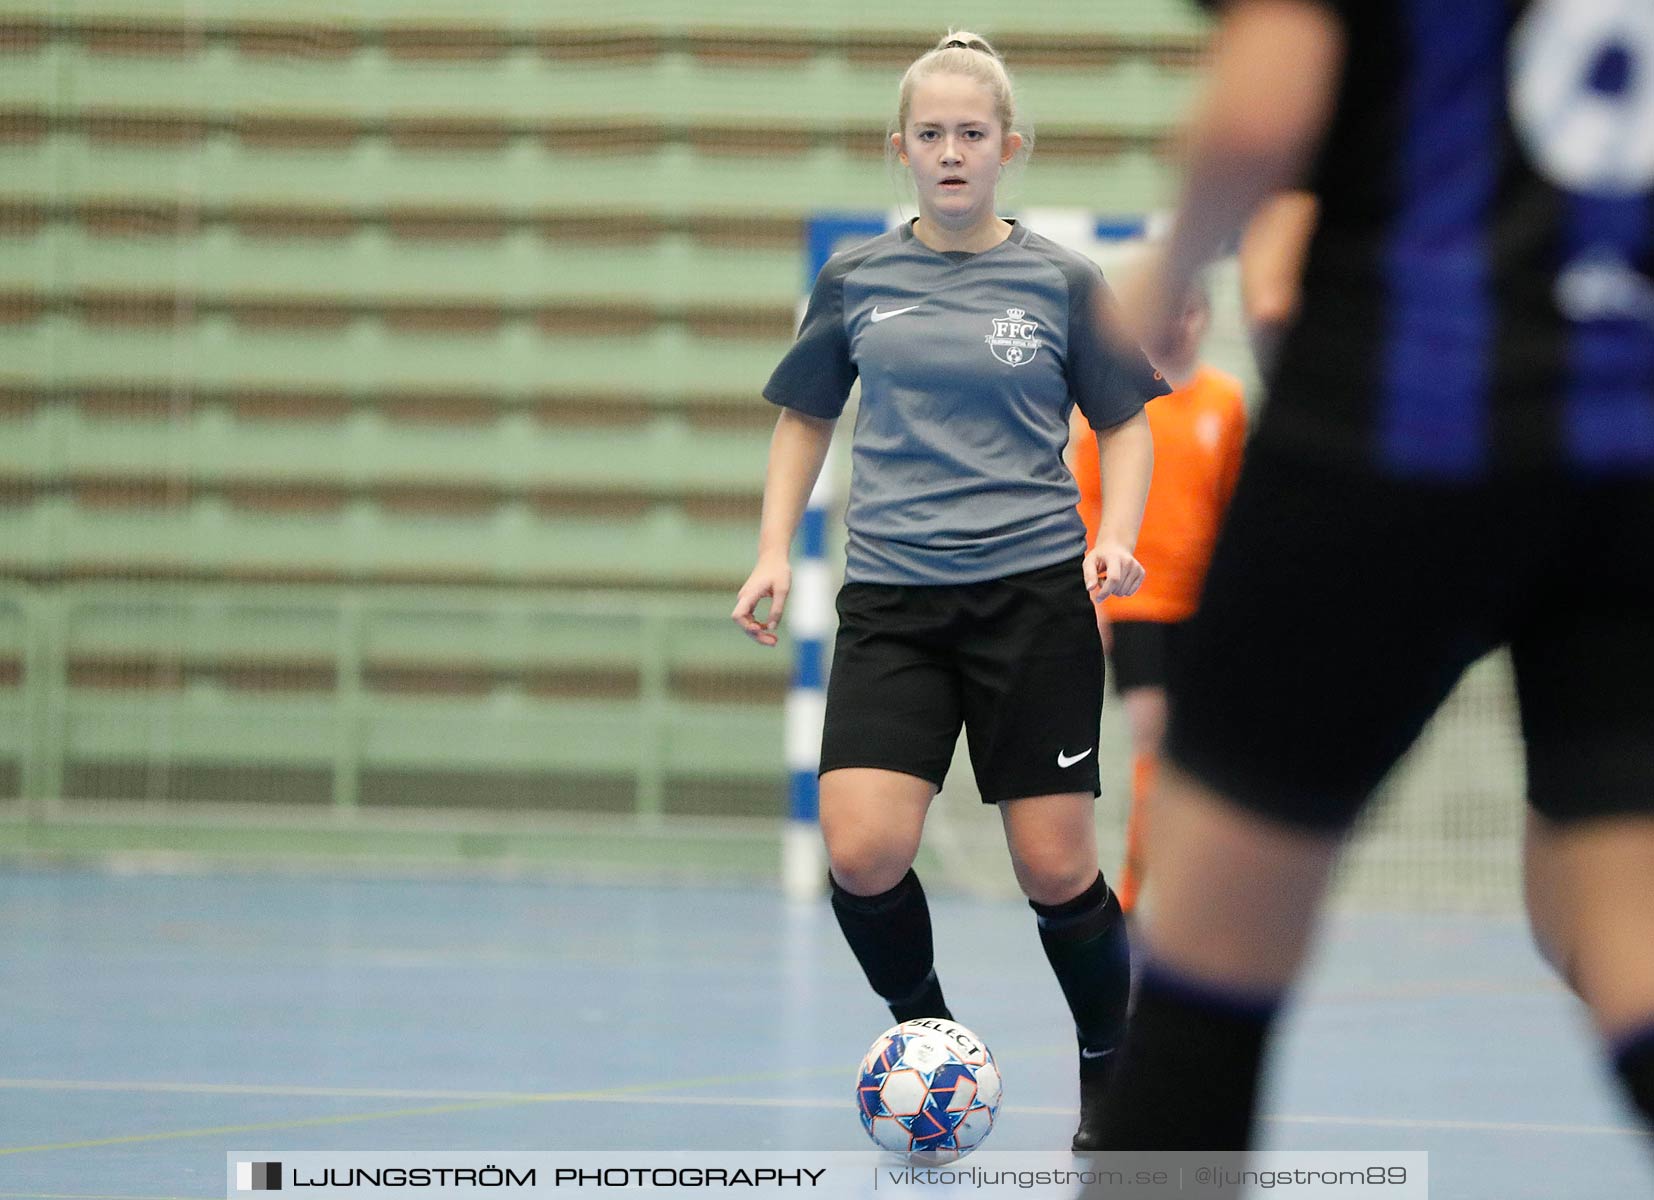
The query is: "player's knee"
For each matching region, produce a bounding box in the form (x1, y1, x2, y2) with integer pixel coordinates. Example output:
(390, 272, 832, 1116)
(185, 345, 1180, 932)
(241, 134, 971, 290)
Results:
(827, 839, 917, 896)
(1014, 852, 1099, 908)
(1521, 835, 1584, 996)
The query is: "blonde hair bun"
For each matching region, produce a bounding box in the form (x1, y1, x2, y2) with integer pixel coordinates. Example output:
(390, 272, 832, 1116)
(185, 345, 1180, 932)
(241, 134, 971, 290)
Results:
(897, 29, 1020, 137)
(935, 30, 1000, 58)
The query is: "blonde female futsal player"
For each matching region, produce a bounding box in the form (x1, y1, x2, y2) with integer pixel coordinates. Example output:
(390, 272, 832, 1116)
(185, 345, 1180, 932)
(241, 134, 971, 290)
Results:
(731, 32, 1166, 1149)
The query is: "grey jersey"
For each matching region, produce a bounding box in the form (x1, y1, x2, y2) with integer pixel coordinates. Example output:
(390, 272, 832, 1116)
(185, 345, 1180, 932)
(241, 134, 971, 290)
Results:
(764, 220, 1168, 585)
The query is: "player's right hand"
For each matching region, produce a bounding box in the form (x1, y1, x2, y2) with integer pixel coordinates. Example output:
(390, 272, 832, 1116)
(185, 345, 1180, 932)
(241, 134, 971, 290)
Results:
(1085, 540, 1146, 602)
(732, 556, 791, 647)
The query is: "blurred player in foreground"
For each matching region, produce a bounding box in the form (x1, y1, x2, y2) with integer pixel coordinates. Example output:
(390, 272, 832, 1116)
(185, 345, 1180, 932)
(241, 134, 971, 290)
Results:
(1093, 0, 1654, 1169)
(1236, 190, 1317, 370)
(1070, 284, 1246, 915)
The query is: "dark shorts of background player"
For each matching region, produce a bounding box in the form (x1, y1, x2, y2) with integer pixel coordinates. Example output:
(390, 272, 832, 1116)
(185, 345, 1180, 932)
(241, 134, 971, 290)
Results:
(1165, 438, 1654, 833)
(821, 556, 1104, 804)
(1108, 619, 1185, 695)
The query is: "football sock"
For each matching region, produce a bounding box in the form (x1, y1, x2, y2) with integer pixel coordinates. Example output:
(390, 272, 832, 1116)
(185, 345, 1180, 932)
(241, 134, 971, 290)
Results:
(1612, 1022, 1654, 1134)
(831, 869, 952, 1023)
(1097, 960, 1282, 1150)
(1030, 872, 1131, 1070)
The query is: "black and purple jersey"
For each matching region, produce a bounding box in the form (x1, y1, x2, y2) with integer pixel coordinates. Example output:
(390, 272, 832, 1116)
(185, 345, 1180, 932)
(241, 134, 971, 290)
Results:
(1208, 0, 1654, 478)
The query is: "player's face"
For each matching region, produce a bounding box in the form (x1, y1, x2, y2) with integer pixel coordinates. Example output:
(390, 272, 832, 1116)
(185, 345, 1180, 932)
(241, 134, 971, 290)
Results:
(894, 74, 1020, 229)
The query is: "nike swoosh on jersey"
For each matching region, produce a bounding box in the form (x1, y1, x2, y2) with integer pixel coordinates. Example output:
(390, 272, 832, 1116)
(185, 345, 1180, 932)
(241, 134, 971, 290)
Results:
(1057, 747, 1094, 768)
(870, 304, 922, 323)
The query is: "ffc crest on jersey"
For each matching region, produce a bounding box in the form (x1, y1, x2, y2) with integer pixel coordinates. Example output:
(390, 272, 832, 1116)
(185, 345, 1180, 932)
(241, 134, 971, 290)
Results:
(985, 307, 1040, 366)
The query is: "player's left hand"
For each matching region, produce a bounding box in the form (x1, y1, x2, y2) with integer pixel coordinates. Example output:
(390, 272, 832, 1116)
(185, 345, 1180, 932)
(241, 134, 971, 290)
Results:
(1084, 541, 1145, 602)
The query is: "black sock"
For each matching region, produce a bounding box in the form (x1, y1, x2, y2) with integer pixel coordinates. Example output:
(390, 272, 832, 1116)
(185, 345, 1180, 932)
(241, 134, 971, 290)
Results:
(1030, 872, 1131, 1084)
(831, 869, 951, 1023)
(1098, 960, 1282, 1150)
(1613, 1023, 1654, 1135)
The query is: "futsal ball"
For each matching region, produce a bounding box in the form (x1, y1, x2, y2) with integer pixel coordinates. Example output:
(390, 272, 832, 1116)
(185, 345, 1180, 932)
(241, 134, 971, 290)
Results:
(855, 1018, 1001, 1161)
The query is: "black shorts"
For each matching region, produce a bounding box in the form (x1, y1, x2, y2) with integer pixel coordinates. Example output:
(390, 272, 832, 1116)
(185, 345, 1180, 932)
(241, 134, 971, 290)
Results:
(1109, 619, 1184, 694)
(821, 557, 1104, 804)
(1165, 441, 1654, 831)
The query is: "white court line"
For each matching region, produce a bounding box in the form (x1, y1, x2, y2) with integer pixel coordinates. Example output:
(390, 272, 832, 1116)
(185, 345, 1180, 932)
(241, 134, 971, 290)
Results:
(0, 1078, 1642, 1137)
(1263, 1112, 1647, 1136)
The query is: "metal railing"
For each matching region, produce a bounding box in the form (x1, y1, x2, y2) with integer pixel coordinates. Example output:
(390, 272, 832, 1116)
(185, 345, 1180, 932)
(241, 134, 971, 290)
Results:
(0, 581, 783, 823)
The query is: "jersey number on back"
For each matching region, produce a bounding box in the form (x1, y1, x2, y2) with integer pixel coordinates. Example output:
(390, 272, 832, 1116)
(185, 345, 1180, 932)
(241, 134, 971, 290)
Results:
(1509, 0, 1654, 195)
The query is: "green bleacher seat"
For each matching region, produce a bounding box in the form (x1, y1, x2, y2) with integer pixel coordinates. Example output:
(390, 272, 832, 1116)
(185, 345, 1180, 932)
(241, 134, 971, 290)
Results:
(31, 584, 784, 814)
(0, 2, 1206, 820)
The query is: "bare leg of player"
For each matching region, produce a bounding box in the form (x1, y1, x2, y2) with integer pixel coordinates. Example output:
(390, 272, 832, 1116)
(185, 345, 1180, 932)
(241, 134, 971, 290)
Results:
(1523, 810, 1578, 987)
(1000, 790, 1101, 906)
(820, 768, 954, 1023)
(1523, 813, 1654, 1033)
(1140, 767, 1338, 983)
(820, 767, 932, 896)
(1116, 686, 1168, 914)
(1524, 812, 1654, 1139)
(1096, 764, 1341, 1152)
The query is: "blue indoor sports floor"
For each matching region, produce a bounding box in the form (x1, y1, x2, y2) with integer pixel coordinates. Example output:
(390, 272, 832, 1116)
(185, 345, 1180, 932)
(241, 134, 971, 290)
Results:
(0, 867, 1648, 1199)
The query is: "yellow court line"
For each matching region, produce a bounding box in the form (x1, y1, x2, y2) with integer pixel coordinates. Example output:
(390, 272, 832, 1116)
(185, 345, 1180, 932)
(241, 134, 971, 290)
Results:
(0, 1060, 854, 1105)
(4, 988, 1637, 1159)
(0, 1062, 852, 1157)
(0, 1053, 1059, 1112)
(0, 1099, 516, 1155)
(0, 1056, 937, 1104)
(2, 1076, 1641, 1145)
(0, 1079, 551, 1102)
